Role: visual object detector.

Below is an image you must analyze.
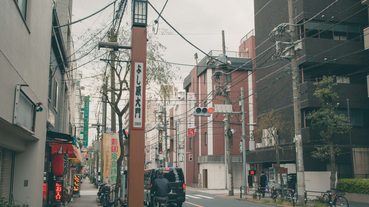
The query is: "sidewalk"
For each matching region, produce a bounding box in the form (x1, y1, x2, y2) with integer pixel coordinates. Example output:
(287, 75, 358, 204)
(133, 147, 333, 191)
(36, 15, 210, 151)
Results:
(187, 187, 369, 207)
(68, 179, 99, 207)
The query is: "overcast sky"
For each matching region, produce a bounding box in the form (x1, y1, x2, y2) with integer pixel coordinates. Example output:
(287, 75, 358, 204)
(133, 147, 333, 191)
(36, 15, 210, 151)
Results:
(72, 0, 255, 141)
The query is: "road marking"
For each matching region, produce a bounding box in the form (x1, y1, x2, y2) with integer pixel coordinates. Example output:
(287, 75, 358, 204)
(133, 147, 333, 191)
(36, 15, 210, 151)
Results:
(195, 194, 214, 199)
(186, 195, 202, 199)
(185, 201, 204, 207)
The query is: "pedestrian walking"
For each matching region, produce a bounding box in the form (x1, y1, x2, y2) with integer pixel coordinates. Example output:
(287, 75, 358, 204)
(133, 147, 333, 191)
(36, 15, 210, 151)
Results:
(259, 171, 268, 198)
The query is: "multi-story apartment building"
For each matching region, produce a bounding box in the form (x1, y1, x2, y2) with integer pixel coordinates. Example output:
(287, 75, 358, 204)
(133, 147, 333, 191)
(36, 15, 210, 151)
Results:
(251, 0, 369, 184)
(0, 1, 53, 206)
(145, 85, 180, 169)
(166, 90, 187, 172)
(44, 0, 83, 206)
(183, 42, 255, 189)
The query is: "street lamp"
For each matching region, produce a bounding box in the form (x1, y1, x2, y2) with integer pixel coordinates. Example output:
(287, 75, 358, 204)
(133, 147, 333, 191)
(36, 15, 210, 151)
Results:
(132, 0, 148, 27)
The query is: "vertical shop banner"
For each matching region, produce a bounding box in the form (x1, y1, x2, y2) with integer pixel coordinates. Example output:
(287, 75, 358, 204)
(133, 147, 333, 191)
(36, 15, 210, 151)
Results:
(133, 62, 143, 128)
(54, 181, 63, 203)
(102, 133, 120, 183)
(83, 96, 90, 147)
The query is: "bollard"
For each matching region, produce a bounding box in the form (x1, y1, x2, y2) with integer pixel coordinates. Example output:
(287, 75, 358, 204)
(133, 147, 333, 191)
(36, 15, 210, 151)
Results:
(240, 186, 243, 199)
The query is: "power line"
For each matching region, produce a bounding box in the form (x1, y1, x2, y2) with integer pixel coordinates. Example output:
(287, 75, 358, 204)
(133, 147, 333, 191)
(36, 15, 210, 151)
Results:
(55, 0, 117, 28)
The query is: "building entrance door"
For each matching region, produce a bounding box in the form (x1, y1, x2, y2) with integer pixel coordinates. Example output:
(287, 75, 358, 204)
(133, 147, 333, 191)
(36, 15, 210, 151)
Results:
(203, 169, 208, 188)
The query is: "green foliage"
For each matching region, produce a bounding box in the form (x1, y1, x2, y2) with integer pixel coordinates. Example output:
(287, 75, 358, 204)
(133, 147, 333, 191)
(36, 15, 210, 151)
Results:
(337, 179, 369, 194)
(307, 76, 351, 157)
(311, 146, 341, 161)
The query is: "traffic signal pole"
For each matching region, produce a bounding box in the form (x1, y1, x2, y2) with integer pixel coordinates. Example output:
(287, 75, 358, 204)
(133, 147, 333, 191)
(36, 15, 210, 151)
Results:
(222, 30, 234, 196)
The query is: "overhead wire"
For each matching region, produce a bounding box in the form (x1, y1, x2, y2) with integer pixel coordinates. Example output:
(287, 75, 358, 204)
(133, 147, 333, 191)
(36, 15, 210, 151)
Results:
(55, 0, 117, 28)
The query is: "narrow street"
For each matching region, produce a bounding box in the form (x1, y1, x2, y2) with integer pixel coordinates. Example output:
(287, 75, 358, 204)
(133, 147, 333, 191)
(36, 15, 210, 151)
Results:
(67, 180, 368, 207)
(68, 179, 98, 207)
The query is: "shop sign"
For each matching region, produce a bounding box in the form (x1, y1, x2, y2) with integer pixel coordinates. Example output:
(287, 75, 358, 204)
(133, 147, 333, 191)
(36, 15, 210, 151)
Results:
(73, 175, 81, 192)
(54, 181, 63, 202)
(133, 62, 143, 128)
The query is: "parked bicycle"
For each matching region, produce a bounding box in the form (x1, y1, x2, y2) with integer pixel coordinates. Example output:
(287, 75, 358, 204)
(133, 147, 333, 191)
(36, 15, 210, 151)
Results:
(270, 187, 297, 206)
(321, 190, 349, 207)
(254, 185, 266, 200)
(304, 189, 349, 207)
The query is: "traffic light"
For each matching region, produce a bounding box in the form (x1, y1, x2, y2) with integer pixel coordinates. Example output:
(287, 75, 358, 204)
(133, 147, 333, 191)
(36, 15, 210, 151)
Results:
(249, 169, 256, 175)
(194, 107, 215, 116)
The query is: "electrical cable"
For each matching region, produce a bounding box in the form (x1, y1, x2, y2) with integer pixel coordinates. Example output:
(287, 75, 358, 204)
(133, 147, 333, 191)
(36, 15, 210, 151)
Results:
(55, 0, 117, 28)
(297, 0, 339, 26)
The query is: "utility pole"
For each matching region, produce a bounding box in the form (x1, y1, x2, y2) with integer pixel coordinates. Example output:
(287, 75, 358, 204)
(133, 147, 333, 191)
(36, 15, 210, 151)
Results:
(287, 0, 305, 203)
(109, 29, 117, 133)
(95, 123, 101, 184)
(176, 120, 179, 167)
(222, 30, 234, 196)
(240, 87, 247, 195)
(101, 78, 107, 183)
(164, 97, 168, 166)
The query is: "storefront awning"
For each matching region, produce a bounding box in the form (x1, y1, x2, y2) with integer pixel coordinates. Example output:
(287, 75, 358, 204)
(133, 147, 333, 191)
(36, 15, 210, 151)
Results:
(47, 130, 82, 164)
(47, 130, 74, 142)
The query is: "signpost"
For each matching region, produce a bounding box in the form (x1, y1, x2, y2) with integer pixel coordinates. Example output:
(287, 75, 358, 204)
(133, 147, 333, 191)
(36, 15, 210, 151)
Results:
(128, 1, 148, 206)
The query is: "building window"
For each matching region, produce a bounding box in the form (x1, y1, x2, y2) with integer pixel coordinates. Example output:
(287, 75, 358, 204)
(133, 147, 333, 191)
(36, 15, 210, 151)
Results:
(189, 138, 192, 150)
(336, 76, 350, 84)
(204, 132, 208, 146)
(14, 0, 28, 20)
(304, 21, 361, 42)
(53, 79, 59, 111)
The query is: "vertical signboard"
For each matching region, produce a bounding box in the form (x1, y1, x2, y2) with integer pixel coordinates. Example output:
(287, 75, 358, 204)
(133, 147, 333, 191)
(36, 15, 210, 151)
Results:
(102, 133, 120, 184)
(133, 62, 143, 128)
(83, 96, 90, 147)
(54, 181, 63, 203)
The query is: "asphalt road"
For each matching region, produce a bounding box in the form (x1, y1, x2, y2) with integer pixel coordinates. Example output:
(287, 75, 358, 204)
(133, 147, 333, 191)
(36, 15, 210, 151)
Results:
(183, 190, 270, 207)
(69, 180, 367, 207)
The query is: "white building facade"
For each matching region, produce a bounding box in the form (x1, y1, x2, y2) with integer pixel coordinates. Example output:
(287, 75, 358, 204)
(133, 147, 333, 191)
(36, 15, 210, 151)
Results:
(0, 0, 53, 206)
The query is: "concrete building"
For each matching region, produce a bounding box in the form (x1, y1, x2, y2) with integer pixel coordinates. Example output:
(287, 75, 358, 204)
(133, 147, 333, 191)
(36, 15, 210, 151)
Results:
(168, 90, 187, 172)
(145, 85, 180, 169)
(0, 0, 53, 206)
(250, 0, 369, 185)
(183, 45, 254, 189)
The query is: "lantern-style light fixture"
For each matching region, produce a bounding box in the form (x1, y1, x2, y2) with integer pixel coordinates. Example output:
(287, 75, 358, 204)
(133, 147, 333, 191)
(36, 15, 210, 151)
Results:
(132, 0, 148, 27)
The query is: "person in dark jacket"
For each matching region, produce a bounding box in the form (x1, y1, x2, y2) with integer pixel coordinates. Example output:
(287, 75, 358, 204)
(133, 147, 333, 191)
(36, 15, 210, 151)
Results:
(152, 170, 170, 205)
(259, 171, 268, 197)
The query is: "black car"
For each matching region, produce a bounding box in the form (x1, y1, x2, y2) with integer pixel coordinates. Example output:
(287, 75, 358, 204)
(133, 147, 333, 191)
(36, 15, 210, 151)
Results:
(144, 167, 186, 207)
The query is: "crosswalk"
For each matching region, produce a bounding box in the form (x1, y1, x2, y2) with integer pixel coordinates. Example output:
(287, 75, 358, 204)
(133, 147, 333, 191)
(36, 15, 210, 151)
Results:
(186, 194, 214, 200)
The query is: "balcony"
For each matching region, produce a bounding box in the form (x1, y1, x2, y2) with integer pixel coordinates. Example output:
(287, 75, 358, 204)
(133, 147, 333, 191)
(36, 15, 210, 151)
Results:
(300, 81, 369, 109)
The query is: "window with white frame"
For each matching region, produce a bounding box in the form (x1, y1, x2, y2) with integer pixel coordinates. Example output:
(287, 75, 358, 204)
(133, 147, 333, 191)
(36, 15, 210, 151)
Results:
(14, 0, 27, 20)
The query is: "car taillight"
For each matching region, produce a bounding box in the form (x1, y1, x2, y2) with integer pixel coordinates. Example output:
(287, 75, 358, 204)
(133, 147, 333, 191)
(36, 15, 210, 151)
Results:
(182, 183, 186, 190)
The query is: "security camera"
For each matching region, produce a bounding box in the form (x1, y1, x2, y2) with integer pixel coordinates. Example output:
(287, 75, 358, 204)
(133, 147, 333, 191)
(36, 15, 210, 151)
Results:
(35, 102, 43, 112)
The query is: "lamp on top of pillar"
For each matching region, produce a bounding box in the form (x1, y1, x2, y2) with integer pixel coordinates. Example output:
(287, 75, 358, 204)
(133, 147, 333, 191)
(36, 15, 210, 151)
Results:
(132, 0, 148, 27)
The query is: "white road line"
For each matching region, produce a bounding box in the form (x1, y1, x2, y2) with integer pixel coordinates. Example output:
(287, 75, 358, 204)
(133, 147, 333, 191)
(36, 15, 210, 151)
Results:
(185, 201, 204, 207)
(195, 194, 214, 199)
(186, 195, 202, 199)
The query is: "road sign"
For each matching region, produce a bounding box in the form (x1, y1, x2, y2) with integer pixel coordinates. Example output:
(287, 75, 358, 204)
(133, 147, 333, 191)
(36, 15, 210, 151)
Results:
(214, 104, 233, 113)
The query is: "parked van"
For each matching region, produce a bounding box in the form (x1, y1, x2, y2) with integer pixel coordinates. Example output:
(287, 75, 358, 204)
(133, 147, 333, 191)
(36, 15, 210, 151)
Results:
(144, 167, 186, 207)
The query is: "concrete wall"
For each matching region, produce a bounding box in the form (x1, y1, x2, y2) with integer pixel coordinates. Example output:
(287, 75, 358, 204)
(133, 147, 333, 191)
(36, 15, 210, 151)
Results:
(199, 162, 243, 189)
(0, 1, 53, 206)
